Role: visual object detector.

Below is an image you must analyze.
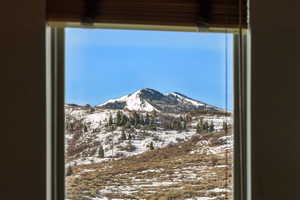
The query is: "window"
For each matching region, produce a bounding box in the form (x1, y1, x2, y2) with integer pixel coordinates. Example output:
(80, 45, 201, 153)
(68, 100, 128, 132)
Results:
(47, 5, 248, 200)
(50, 27, 239, 200)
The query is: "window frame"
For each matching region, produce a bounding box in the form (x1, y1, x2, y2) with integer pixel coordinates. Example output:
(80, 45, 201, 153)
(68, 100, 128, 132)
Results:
(46, 25, 250, 200)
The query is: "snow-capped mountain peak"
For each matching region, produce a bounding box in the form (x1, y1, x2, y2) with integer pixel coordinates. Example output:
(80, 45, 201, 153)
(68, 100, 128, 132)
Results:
(97, 89, 159, 112)
(97, 88, 220, 113)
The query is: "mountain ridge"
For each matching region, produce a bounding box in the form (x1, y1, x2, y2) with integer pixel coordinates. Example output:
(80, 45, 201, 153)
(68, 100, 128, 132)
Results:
(96, 88, 221, 113)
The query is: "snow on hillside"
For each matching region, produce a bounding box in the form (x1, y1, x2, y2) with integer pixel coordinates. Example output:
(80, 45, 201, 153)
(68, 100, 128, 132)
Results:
(65, 127, 234, 200)
(65, 89, 232, 167)
(65, 106, 232, 166)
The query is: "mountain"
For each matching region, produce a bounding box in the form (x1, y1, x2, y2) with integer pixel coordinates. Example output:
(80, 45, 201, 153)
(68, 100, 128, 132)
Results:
(65, 89, 232, 200)
(97, 88, 221, 113)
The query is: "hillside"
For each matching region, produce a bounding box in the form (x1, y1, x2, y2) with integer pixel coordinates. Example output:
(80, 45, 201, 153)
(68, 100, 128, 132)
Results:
(65, 89, 233, 200)
(66, 130, 233, 200)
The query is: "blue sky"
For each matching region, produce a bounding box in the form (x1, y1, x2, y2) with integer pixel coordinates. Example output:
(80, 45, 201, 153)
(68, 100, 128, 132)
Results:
(66, 28, 233, 109)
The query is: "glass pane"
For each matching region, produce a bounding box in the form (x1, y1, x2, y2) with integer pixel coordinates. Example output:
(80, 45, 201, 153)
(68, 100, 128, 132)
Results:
(65, 28, 233, 200)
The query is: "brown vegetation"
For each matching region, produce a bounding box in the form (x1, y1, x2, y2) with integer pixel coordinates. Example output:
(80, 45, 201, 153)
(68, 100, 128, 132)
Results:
(66, 130, 233, 200)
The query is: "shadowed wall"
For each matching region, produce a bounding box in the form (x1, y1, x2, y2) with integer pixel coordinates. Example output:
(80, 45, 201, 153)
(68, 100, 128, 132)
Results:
(1, 0, 300, 199)
(250, 0, 300, 199)
(0, 0, 46, 199)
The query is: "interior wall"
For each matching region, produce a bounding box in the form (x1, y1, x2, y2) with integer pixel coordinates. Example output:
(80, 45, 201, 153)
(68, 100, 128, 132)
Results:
(0, 0, 300, 199)
(250, 0, 300, 199)
(0, 1, 46, 200)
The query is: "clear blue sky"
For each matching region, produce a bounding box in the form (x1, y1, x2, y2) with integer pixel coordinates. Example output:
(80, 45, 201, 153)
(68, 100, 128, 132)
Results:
(66, 28, 233, 109)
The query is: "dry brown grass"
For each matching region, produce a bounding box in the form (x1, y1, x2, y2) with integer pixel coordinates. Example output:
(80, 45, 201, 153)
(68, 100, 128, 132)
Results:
(66, 130, 233, 200)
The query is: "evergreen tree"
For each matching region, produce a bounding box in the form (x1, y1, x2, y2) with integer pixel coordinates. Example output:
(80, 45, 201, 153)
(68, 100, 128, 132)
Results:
(98, 145, 105, 158)
(121, 114, 128, 126)
(121, 129, 127, 140)
(116, 111, 122, 126)
(196, 122, 202, 133)
(203, 121, 209, 132)
(149, 141, 154, 150)
(131, 111, 140, 126)
(200, 117, 204, 126)
(125, 120, 131, 129)
(181, 120, 186, 130)
(145, 113, 150, 125)
(186, 114, 192, 122)
(66, 166, 73, 176)
(223, 122, 228, 131)
(171, 119, 178, 130)
(111, 124, 116, 131)
(90, 107, 95, 113)
(150, 113, 156, 125)
(108, 114, 113, 126)
(129, 116, 134, 126)
(149, 124, 157, 131)
(171, 119, 175, 130)
(140, 114, 145, 125)
(179, 116, 184, 122)
(151, 110, 157, 117)
(128, 133, 132, 140)
(196, 118, 204, 133)
(209, 121, 215, 132)
(136, 113, 141, 125)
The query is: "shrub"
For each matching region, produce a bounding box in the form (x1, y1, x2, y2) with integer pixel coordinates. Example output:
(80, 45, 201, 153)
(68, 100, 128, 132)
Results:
(115, 152, 125, 158)
(98, 145, 105, 158)
(176, 137, 184, 142)
(152, 135, 161, 142)
(149, 141, 154, 150)
(121, 141, 136, 152)
(190, 135, 201, 142)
